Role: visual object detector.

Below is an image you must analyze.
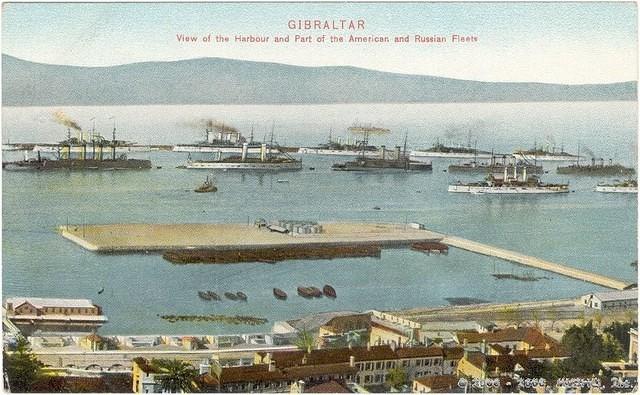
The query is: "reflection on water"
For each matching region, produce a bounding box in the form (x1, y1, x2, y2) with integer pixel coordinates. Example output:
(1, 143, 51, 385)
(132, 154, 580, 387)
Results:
(2, 102, 637, 334)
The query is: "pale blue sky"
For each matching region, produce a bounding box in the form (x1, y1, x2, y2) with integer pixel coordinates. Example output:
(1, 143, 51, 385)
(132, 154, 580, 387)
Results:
(2, 2, 637, 83)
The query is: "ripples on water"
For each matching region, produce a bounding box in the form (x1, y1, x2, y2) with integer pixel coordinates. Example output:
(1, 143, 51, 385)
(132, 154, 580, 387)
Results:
(2, 102, 637, 334)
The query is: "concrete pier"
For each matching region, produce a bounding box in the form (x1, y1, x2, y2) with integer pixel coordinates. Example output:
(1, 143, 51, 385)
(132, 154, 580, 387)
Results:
(441, 235, 632, 290)
(59, 222, 441, 252)
(58, 221, 633, 290)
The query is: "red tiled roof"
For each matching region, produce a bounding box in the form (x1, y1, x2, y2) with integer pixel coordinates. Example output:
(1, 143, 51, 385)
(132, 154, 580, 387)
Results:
(271, 345, 398, 367)
(395, 346, 443, 359)
(465, 352, 530, 373)
(443, 346, 464, 360)
(305, 380, 351, 393)
(488, 343, 510, 355)
(220, 365, 287, 384)
(283, 363, 358, 380)
(457, 327, 552, 348)
(414, 375, 459, 391)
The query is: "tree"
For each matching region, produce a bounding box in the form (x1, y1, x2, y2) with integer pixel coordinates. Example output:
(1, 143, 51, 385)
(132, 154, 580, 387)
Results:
(604, 321, 637, 356)
(593, 311, 603, 329)
(3, 337, 43, 392)
(152, 359, 199, 393)
(386, 367, 407, 389)
(561, 321, 619, 376)
(294, 328, 316, 352)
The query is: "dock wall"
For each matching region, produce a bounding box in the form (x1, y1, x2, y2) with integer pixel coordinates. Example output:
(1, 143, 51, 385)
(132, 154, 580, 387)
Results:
(441, 235, 631, 290)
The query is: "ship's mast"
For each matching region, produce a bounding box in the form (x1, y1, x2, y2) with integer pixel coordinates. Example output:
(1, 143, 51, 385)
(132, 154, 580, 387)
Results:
(112, 119, 117, 160)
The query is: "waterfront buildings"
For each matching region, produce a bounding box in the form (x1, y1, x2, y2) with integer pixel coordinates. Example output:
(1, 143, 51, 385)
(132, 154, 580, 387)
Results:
(4, 297, 107, 335)
(581, 289, 638, 311)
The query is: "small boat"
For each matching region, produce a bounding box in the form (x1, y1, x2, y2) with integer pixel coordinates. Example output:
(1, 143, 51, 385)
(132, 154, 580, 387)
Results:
(323, 285, 337, 298)
(198, 291, 212, 301)
(309, 167, 316, 170)
(224, 292, 239, 301)
(276, 179, 289, 183)
(97, 287, 104, 295)
(373, 206, 381, 210)
(308, 286, 323, 298)
(206, 291, 220, 301)
(236, 291, 248, 301)
(297, 287, 315, 299)
(273, 288, 287, 300)
(194, 175, 217, 193)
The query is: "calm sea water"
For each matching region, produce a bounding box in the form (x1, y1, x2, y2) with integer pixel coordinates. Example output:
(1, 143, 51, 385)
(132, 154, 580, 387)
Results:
(2, 102, 637, 335)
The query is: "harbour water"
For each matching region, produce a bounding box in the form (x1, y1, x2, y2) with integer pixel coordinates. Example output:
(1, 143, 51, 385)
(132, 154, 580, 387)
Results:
(2, 102, 637, 334)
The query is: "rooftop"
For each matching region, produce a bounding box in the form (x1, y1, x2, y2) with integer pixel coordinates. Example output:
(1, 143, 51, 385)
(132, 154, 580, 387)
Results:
(591, 289, 638, 302)
(6, 297, 96, 309)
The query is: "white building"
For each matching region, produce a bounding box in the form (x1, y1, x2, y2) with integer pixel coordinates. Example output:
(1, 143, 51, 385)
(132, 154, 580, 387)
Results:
(581, 289, 638, 311)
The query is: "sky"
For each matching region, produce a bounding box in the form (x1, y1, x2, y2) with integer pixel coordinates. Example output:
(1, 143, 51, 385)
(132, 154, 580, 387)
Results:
(1, 2, 638, 84)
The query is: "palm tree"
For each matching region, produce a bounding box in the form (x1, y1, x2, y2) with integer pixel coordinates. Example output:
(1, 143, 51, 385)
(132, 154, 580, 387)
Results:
(294, 328, 315, 353)
(152, 359, 199, 393)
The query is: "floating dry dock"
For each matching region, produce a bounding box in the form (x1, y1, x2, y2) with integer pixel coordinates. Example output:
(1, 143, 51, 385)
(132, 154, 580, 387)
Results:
(59, 222, 633, 290)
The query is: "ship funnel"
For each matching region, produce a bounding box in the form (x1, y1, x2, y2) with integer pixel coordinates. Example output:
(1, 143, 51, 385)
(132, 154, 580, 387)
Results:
(260, 143, 267, 162)
(380, 145, 386, 160)
(522, 166, 527, 182)
(513, 164, 517, 179)
(395, 146, 401, 161)
(503, 166, 508, 181)
(241, 143, 249, 162)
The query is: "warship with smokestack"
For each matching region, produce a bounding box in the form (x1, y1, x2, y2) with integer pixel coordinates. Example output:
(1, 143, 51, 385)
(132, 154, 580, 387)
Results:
(411, 137, 494, 159)
(513, 142, 582, 162)
(298, 130, 380, 157)
(2, 114, 151, 170)
(332, 126, 432, 171)
(594, 179, 638, 193)
(448, 166, 569, 194)
(557, 157, 635, 176)
(173, 121, 262, 153)
(180, 140, 302, 170)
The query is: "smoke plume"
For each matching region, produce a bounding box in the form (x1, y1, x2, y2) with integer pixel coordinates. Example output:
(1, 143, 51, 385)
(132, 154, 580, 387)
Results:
(52, 111, 82, 131)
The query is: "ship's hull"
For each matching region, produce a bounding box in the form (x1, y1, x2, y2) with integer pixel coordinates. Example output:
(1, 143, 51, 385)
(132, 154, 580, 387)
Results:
(297, 147, 379, 157)
(173, 145, 264, 153)
(594, 186, 638, 193)
(557, 166, 635, 176)
(448, 164, 543, 174)
(184, 160, 303, 171)
(513, 153, 582, 162)
(332, 159, 432, 171)
(33, 144, 154, 153)
(411, 150, 494, 159)
(448, 184, 569, 194)
(3, 159, 152, 170)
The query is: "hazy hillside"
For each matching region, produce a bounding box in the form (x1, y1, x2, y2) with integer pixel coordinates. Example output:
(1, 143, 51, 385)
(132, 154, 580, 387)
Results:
(2, 54, 636, 106)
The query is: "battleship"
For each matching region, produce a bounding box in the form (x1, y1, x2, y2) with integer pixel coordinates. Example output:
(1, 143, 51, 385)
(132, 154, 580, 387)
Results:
(181, 142, 302, 171)
(173, 121, 262, 153)
(3, 127, 152, 171)
(594, 179, 638, 193)
(513, 143, 582, 162)
(332, 130, 432, 171)
(448, 154, 543, 174)
(557, 158, 635, 176)
(298, 130, 379, 157)
(411, 139, 493, 159)
(448, 166, 569, 194)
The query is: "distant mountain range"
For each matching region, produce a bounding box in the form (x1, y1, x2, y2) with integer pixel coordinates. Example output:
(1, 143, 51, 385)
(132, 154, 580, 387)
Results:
(2, 54, 637, 106)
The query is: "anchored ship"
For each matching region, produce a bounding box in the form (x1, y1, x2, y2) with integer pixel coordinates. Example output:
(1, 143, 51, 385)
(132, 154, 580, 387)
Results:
(332, 130, 432, 171)
(594, 179, 638, 193)
(411, 138, 493, 159)
(448, 166, 569, 194)
(181, 142, 302, 171)
(558, 158, 635, 176)
(173, 122, 262, 153)
(298, 130, 379, 157)
(513, 143, 582, 162)
(448, 153, 543, 174)
(3, 127, 152, 171)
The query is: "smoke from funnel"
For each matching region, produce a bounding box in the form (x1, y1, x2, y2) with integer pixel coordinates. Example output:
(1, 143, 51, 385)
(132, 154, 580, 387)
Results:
(183, 119, 238, 134)
(52, 111, 82, 131)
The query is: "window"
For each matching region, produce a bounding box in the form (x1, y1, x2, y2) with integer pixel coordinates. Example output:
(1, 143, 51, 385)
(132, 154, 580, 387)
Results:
(416, 360, 423, 367)
(402, 360, 410, 367)
(376, 362, 382, 370)
(365, 375, 371, 384)
(374, 374, 382, 383)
